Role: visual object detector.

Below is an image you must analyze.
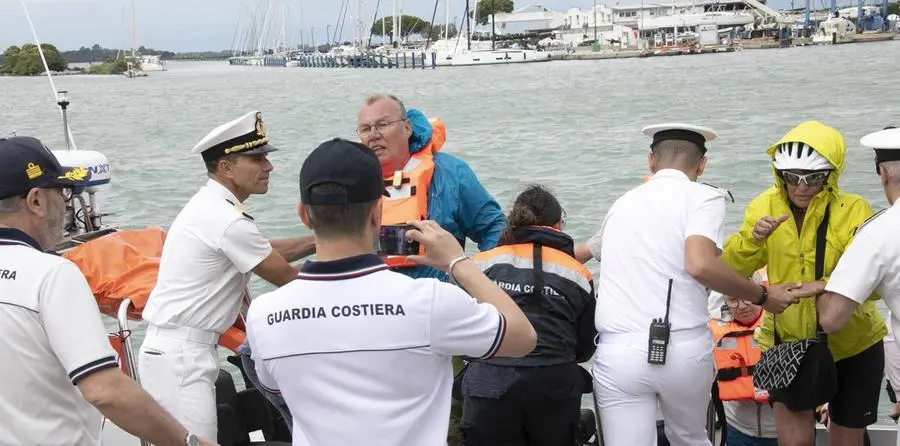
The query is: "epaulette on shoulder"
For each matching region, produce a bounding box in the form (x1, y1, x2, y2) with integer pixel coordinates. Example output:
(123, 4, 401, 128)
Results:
(700, 182, 735, 203)
(853, 208, 886, 236)
(225, 199, 255, 221)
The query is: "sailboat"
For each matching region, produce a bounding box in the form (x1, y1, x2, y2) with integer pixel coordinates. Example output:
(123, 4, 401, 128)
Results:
(123, 0, 148, 78)
(432, 0, 551, 67)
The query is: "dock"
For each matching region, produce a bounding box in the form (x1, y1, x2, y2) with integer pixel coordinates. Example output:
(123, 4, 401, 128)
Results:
(293, 52, 438, 69)
(740, 30, 898, 49)
(229, 52, 439, 69)
(549, 30, 897, 61)
(552, 44, 737, 61)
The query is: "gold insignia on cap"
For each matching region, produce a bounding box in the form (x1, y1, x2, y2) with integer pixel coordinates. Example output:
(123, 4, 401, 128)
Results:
(58, 167, 89, 182)
(25, 163, 43, 180)
(255, 112, 267, 137)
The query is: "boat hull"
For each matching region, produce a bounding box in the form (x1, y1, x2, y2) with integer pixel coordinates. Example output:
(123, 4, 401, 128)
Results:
(449, 49, 551, 66)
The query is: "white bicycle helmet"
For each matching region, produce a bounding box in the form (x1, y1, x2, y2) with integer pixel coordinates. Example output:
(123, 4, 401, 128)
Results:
(772, 141, 834, 171)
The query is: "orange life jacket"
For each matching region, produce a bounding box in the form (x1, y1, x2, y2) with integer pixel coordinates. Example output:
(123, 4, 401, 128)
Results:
(709, 316, 769, 403)
(381, 118, 446, 269)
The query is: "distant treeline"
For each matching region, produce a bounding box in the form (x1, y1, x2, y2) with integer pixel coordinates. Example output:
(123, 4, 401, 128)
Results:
(60, 44, 231, 63)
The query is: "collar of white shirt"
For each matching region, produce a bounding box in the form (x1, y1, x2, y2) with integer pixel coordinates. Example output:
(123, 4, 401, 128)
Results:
(205, 178, 241, 205)
(0, 227, 42, 250)
(650, 169, 690, 181)
(296, 254, 390, 281)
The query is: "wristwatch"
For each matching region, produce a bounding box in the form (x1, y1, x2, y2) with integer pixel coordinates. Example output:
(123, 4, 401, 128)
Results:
(185, 433, 199, 446)
(756, 285, 768, 306)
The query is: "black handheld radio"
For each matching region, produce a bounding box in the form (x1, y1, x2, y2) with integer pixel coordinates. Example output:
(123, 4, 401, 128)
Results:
(647, 279, 674, 365)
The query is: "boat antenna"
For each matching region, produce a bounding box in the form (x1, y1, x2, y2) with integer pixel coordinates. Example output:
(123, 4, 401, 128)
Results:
(20, 0, 78, 151)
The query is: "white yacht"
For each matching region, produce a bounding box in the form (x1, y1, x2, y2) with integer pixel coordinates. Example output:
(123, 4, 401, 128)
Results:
(447, 48, 551, 66)
(812, 13, 857, 44)
(139, 55, 167, 71)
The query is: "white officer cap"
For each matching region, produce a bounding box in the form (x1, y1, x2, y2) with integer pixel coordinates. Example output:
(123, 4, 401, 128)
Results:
(641, 123, 717, 154)
(191, 111, 278, 163)
(860, 126, 900, 173)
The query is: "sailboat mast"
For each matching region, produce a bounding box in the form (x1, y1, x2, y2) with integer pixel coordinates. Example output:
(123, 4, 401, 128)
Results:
(444, 0, 450, 40)
(131, 0, 136, 60)
(391, 0, 397, 47)
(490, 0, 495, 50)
(398, 0, 403, 45)
(465, 0, 471, 50)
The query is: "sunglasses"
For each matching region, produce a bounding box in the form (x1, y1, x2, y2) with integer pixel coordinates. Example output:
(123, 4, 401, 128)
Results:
(781, 171, 829, 187)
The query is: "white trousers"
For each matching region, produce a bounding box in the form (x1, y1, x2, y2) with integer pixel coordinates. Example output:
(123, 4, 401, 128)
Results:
(592, 327, 715, 446)
(138, 325, 220, 441)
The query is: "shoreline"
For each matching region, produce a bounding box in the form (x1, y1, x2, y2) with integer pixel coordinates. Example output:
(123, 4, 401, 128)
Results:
(2, 33, 897, 77)
(553, 31, 899, 61)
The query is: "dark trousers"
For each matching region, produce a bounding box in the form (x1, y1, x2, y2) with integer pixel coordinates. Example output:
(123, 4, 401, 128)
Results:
(460, 363, 584, 446)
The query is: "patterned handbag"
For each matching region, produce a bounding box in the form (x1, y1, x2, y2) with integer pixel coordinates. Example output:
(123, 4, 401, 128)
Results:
(752, 207, 838, 411)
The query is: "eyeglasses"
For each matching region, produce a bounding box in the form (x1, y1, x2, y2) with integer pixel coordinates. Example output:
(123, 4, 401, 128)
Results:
(19, 186, 73, 202)
(781, 171, 830, 187)
(59, 187, 73, 202)
(356, 118, 406, 138)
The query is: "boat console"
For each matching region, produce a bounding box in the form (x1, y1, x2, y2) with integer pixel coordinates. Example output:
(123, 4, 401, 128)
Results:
(51, 147, 117, 252)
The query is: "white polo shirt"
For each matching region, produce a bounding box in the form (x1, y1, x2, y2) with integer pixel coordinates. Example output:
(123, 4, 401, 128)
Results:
(246, 254, 506, 446)
(826, 201, 900, 336)
(0, 228, 120, 445)
(142, 179, 272, 334)
(587, 169, 729, 333)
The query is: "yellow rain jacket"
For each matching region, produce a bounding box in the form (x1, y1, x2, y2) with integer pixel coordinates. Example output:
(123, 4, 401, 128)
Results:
(722, 121, 886, 361)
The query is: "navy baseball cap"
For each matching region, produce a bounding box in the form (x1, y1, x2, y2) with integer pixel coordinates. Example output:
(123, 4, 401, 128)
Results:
(299, 138, 389, 205)
(0, 136, 91, 200)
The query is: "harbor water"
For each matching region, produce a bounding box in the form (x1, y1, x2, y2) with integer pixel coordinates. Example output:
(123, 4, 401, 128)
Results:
(3, 40, 900, 426)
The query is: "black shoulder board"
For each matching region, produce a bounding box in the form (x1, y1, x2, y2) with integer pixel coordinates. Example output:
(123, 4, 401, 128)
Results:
(225, 199, 255, 221)
(700, 182, 735, 203)
(853, 208, 886, 236)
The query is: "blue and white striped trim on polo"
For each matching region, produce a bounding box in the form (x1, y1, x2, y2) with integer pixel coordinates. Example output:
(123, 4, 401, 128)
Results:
(295, 254, 390, 281)
(69, 356, 120, 385)
(296, 263, 390, 281)
(479, 314, 507, 360)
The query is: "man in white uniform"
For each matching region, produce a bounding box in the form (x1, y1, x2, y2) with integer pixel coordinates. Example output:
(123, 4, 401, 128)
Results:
(245, 138, 537, 446)
(0, 136, 215, 446)
(139, 111, 316, 440)
(574, 124, 800, 445)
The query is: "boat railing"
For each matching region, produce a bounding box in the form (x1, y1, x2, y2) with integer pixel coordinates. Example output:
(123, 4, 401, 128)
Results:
(105, 297, 150, 446)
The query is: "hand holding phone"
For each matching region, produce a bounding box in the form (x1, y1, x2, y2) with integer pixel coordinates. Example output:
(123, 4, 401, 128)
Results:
(401, 220, 467, 272)
(378, 225, 420, 256)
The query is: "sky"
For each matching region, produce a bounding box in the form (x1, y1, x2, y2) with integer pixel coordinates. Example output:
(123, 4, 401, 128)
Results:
(0, 0, 819, 53)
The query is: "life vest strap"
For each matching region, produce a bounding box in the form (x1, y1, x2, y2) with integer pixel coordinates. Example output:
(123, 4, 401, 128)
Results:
(385, 176, 412, 189)
(720, 329, 756, 338)
(716, 365, 756, 381)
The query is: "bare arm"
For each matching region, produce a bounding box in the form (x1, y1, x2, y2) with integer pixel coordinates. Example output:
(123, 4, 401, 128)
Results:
(574, 242, 593, 264)
(450, 259, 537, 357)
(405, 220, 536, 357)
(817, 291, 859, 334)
(78, 368, 214, 446)
(685, 236, 761, 301)
(685, 235, 797, 313)
(576, 214, 609, 264)
(222, 220, 301, 287)
(269, 235, 316, 263)
(814, 219, 885, 333)
(251, 251, 299, 287)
